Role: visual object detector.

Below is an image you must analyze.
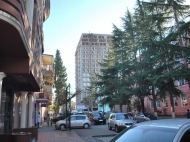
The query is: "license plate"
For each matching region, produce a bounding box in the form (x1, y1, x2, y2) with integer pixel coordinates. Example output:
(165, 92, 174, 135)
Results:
(99, 120, 103, 121)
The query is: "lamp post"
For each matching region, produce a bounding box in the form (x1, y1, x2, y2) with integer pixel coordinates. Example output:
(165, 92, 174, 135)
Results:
(65, 84, 71, 130)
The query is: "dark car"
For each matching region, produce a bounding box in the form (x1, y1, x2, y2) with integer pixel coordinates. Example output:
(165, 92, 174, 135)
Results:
(90, 111, 106, 125)
(127, 112, 135, 120)
(52, 114, 66, 124)
(110, 119, 190, 142)
(134, 112, 157, 123)
(143, 112, 157, 120)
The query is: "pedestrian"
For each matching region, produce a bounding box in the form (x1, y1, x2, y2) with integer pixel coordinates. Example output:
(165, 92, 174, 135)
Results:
(37, 112, 41, 128)
(187, 109, 190, 119)
(46, 114, 50, 126)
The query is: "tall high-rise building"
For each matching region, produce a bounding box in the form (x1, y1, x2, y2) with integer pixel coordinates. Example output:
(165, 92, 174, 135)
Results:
(75, 33, 112, 106)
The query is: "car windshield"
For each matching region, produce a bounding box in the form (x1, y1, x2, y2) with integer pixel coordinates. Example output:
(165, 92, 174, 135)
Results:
(114, 126, 177, 142)
(116, 114, 129, 120)
(93, 112, 102, 117)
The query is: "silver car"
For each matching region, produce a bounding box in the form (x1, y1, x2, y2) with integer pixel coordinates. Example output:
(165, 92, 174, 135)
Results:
(108, 113, 135, 133)
(55, 115, 92, 130)
(134, 113, 150, 123)
(110, 119, 190, 142)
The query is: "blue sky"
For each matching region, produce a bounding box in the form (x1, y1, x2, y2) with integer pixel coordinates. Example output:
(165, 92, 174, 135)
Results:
(43, 0, 136, 92)
(43, 0, 190, 93)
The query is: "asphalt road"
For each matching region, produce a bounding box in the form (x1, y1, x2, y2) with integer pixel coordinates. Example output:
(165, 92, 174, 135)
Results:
(72, 123, 117, 142)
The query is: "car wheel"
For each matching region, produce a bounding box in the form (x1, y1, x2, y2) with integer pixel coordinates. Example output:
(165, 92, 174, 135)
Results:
(108, 123, 112, 130)
(60, 124, 66, 131)
(103, 120, 106, 125)
(83, 123, 89, 129)
(115, 125, 119, 133)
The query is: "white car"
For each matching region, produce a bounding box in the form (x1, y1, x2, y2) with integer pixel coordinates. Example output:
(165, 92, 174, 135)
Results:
(108, 113, 136, 133)
(110, 119, 190, 142)
(55, 115, 92, 130)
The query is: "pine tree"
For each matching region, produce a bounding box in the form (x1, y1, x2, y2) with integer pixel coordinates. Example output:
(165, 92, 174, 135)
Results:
(54, 49, 67, 111)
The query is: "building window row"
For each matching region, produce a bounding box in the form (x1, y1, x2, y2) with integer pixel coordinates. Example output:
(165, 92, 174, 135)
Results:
(82, 42, 107, 46)
(150, 95, 188, 108)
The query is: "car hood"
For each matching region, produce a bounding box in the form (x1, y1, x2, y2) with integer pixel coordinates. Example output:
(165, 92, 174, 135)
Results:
(57, 120, 66, 124)
(117, 119, 134, 123)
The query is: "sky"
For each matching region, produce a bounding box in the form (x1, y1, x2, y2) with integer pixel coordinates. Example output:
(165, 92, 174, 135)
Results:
(43, 0, 190, 93)
(43, 0, 136, 92)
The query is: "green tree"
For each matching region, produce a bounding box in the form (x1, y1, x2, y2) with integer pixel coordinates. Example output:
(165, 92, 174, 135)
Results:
(54, 49, 67, 113)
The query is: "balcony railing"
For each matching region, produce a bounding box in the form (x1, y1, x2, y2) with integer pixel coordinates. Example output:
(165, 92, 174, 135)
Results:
(41, 64, 53, 71)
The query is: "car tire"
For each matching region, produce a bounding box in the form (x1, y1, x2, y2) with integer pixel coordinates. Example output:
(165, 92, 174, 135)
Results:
(103, 120, 106, 125)
(60, 124, 66, 131)
(108, 123, 112, 130)
(83, 123, 89, 129)
(115, 125, 119, 133)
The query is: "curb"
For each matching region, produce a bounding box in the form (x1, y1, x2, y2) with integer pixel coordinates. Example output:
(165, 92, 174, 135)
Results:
(91, 134, 117, 138)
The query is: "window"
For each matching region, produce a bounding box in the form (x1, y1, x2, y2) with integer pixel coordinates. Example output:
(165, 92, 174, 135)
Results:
(77, 116, 85, 120)
(175, 55, 181, 67)
(181, 95, 188, 106)
(178, 78, 185, 86)
(173, 97, 178, 107)
(150, 101, 153, 108)
(163, 99, 168, 107)
(71, 116, 77, 121)
(156, 101, 161, 107)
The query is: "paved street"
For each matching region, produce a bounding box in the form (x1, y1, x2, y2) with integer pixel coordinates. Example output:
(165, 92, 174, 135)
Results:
(37, 116, 187, 142)
(72, 124, 117, 142)
(37, 122, 116, 142)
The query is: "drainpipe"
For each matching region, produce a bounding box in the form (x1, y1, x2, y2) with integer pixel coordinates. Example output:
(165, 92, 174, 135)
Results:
(0, 72, 6, 112)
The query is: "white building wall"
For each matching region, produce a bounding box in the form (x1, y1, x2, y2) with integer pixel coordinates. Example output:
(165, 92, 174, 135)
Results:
(75, 33, 112, 106)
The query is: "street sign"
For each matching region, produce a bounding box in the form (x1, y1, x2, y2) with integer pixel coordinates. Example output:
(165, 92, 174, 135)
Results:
(41, 104, 47, 107)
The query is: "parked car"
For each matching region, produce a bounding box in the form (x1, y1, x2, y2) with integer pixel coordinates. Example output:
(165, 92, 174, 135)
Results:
(52, 114, 66, 124)
(90, 111, 106, 125)
(108, 113, 135, 133)
(55, 115, 92, 130)
(134, 113, 150, 123)
(127, 112, 135, 120)
(143, 112, 158, 120)
(110, 119, 190, 142)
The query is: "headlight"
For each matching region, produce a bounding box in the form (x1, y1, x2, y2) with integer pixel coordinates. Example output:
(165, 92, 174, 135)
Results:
(117, 123, 125, 126)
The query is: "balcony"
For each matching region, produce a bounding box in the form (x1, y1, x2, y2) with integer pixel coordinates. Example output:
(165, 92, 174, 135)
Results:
(36, 92, 48, 103)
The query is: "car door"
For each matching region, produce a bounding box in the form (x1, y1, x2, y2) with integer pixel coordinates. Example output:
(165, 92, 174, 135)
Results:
(70, 116, 77, 127)
(110, 114, 116, 128)
(76, 116, 85, 127)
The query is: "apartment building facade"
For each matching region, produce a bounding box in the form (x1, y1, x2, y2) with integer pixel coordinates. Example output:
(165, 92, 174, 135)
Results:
(0, 0, 50, 133)
(75, 33, 112, 111)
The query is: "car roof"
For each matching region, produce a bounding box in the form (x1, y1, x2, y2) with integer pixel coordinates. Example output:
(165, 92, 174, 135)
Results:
(111, 113, 127, 115)
(72, 114, 86, 117)
(135, 119, 190, 129)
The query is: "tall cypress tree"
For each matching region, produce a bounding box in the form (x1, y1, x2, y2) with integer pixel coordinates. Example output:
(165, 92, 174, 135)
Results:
(54, 49, 67, 111)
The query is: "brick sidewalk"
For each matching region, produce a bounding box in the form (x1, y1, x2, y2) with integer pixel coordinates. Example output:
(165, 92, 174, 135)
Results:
(37, 122, 85, 142)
